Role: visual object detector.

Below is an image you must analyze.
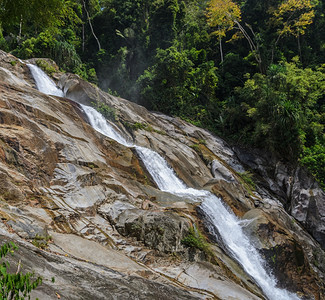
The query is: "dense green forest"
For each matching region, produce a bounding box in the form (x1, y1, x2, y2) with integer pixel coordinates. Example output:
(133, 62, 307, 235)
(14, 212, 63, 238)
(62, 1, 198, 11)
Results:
(0, 0, 324, 188)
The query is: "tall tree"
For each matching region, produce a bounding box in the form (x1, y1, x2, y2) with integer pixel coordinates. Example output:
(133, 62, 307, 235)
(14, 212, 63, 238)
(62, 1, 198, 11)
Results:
(206, 0, 241, 63)
(271, 0, 318, 61)
(0, 0, 68, 34)
(206, 0, 263, 71)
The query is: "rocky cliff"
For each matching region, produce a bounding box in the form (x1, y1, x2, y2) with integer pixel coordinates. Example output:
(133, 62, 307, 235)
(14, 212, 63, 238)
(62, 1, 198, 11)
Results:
(0, 50, 324, 300)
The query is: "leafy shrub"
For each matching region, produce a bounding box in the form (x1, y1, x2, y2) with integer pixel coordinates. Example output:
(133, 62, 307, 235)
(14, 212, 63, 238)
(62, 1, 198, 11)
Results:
(301, 143, 325, 189)
(54, 40, 82, 72)
(92, 102, 116, 121)
(122, 121, 158, 133)
(237, 171, 256, 191)
(31, 234, 52, 250)
(138, 46, 218, 125)
(182, 226, 211, 254)
(0, 31, 9, 52)
(36, 59, 56, 75)
(15, 30, 56, 59)
(17, 38, 37, 59)
(0, 242, 42, 299)
(190, 144, 200, 151)
(87, 68, 98, 84)
(74, 64, 98, 84)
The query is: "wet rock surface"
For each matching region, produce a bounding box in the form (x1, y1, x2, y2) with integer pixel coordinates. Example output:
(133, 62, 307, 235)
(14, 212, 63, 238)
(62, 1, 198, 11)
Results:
(0, 52, 324, 299)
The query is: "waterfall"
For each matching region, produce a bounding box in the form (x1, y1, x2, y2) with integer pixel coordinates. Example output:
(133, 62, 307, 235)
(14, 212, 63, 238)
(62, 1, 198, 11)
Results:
(27, 64, 64, 97)
(81, 104, 132, 147)
(29, 65, 300, 300)
(80, 105, 299, 300)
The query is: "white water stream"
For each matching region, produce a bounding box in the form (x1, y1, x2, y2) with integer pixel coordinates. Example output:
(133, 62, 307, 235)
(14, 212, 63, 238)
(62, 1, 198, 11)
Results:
(29, 64, 299, 300)
(82, 105, 299, 300)
(27, 64, 64, 97)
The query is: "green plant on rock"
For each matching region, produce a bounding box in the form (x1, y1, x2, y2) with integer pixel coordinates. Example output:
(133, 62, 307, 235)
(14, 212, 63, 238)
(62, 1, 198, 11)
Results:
(32, 234, 52, 250)
(36, 59, 56, 75)
(132, 122, 148, 131)
(198, 139, 207, 145)
(74, 64, 98, 84)
(237, 171, 256, 191)
(92, 102, 117, 121)
(182, 226, 213, 258)
(300, 143, 325, 189)
(190, 143, 200, 152)
(190, 139, 207, 152)
(122, 121, 157, 133)
(107, 88, 120, 97)
(0, 242, 42, 299)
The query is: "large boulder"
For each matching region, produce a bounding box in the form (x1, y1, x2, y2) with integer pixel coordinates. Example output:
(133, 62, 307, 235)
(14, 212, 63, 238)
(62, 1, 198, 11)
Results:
(99, 201, 191, 253)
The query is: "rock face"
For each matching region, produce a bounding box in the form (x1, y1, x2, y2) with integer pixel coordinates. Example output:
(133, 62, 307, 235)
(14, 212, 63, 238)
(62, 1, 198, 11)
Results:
(1, 235, 200, 300)
(234, 147, 325, 250)
(100, 201, 191, 253)
(0, 51, 324, 300)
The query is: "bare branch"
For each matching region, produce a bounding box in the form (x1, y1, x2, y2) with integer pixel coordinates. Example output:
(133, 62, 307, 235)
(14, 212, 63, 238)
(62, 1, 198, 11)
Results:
(82, 0, 101, 51)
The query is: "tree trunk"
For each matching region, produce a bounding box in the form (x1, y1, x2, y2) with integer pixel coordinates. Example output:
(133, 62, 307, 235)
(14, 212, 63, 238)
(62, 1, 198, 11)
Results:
(219, 35, 224, 64)
(82, 0, 101, 51)
(18, 15, 23, 41)
(297, 34, 302, 63)
(234, 21, 263, 73)
(82, 23, 85, 52)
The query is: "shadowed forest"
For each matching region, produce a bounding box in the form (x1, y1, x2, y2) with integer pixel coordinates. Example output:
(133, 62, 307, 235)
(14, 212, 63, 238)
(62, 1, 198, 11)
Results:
(0, 0, 324, 187)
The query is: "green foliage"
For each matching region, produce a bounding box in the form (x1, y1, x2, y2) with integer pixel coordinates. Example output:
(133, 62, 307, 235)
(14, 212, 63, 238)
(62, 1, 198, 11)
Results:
(92, 102, 117, 121)
(14, 29, 83, 73)
(131, 122, 151, 131)
(123, 121, 160, 133)
(0, 0, 69, 31)
(237, 171, 256, 191)
(0, 29, 9, 52)
(0, 242, 42, 299)
(138, 45, 218, 127)
(87, 68, 98, 84)
(301, 143, 325, 189)
(75, 64, 98, 84)
(182, 226, 211, 254)
(181, 226, 216, 260)
(31, 234, 52, 250)
(36, 60, 56, 75)
(228, 60, 325, 159)
(189, 143, 200, 152)
(54, 40, 82, 71)
(190, 139, 206, 152)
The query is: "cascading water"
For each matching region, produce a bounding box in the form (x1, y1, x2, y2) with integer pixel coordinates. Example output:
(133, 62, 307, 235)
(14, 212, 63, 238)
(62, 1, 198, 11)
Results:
(81, 104, 132, 147)
(29, 66, 299, 300)
(80, 105, 299, 300)
(27, 64, 64, 97)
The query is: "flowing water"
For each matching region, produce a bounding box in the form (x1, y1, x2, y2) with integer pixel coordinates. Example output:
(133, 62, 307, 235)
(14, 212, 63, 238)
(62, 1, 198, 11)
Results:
(29, 64, 299, 300)
(81, 105, 299, 300)
(27, 64, 64, 97)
